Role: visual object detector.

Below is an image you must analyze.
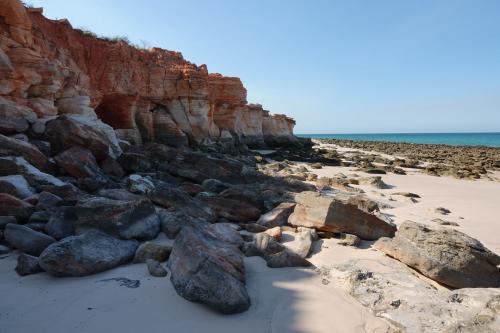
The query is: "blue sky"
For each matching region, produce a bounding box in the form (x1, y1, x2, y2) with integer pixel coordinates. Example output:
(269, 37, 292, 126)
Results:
(29, 0, 500, 133)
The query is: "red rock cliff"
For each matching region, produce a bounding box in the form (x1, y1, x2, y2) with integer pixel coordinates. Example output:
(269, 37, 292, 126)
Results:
(0, 0, 296, 147)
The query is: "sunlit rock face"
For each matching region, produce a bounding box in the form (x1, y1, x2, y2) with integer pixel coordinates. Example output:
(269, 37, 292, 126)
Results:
(0, 0, 296, 147)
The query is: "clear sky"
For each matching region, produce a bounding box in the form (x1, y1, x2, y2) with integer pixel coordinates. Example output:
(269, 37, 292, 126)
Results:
(28, 0, 500, 133)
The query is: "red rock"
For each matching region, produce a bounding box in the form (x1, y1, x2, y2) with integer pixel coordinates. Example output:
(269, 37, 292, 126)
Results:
(0, 0, 296, 147)
(0, 192, 34, 220)
(54, 147, 102, 178)
(0, 134, 52, 172)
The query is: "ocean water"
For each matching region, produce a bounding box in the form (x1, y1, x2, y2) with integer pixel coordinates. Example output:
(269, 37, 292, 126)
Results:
(296, 133, 500, 148)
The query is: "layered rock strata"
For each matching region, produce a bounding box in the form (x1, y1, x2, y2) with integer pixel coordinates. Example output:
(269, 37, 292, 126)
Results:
(0, 0, 296, 147)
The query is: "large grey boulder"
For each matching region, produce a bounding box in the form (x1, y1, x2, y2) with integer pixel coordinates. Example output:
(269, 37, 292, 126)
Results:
(374, 221, 500, 288)
(4, 223, 56, 256)
(74, 197, 160, 240)
(288, 191, 396, 240)
(168, 224, 250, 314)
(39, 230, 138, 277)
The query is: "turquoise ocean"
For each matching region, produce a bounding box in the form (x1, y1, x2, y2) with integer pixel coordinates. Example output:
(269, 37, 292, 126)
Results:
(296, 133, 500, 148)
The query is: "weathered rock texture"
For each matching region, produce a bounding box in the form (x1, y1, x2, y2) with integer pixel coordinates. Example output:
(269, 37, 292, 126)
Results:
(324, 259, 500, 333)
(168, 225, 250, 314)
(0, 0, 296, 147)
(288, 191, 396, 240)
(375, 221, 500, 288)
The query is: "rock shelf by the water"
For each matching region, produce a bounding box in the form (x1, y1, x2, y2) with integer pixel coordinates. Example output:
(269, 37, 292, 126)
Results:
(320, 138, 500, 179)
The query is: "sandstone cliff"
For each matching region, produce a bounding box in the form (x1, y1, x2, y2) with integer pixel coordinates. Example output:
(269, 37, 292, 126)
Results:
(0, 0, 297, 147)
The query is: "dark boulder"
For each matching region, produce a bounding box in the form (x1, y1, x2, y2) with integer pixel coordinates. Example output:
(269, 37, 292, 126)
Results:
(158, 210, 209, 239)
(74, 196, 160, 240)
(166, 151, 243, 184)
(4, 223, 56, 256)
(0, 134, 52, 172)
(39, 230, 138, 277)
(15, 254, 43, 276)
(149, 183, 216, 222)
(168, 224, 250, 314)
(0, 193, 34, 221)
(44, 206, 77, 240)
(198, 194, 262, 222)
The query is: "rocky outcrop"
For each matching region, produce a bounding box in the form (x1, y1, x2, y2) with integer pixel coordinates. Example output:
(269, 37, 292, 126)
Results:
(375, 221, 500, 288)
(0, 0, 297, 148)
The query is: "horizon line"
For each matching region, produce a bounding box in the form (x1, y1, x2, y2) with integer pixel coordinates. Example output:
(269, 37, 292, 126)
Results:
(296, 131, 500, 135)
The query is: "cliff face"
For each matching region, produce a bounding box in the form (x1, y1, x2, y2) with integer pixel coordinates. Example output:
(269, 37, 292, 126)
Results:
(0, 0, 296, 147)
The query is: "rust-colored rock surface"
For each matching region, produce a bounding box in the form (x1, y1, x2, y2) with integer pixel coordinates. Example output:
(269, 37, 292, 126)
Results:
(0, 0, 296, 147)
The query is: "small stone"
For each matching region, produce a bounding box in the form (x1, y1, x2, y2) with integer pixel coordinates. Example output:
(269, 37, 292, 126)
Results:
(133, 242, 172, 263)
(264, 226, 282, 240)
(15, 254, 43, 276)
(126, 174, 155, 194)
(434, 207, 451, 215)
(146, 259, 168, 277)
(431, 218, 459, 226)
(338, 233, 361, 247)
(310, 163, 323, 169)
(392, 192, 421, 198)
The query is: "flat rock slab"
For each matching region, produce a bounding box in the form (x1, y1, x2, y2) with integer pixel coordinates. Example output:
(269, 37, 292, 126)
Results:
(375, 221, 500, 288)
(288, 191, 396, 240)
(326, 258, 500, 333)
